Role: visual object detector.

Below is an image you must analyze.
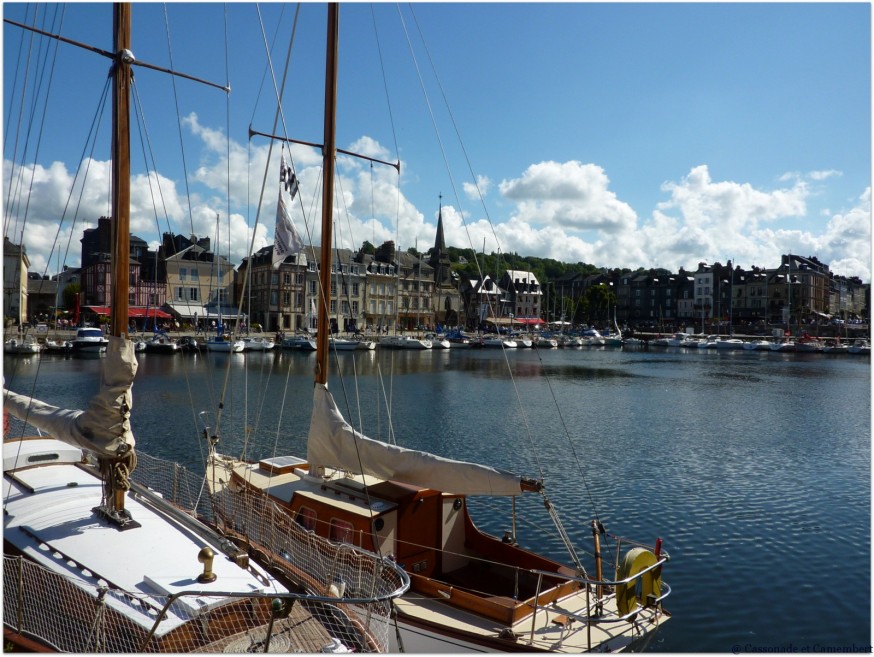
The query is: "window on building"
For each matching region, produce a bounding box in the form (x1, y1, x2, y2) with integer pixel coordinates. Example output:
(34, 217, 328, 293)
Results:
(180, 268, 187, 281)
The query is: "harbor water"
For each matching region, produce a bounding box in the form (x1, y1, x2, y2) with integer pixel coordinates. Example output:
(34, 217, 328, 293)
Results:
(3, 345, 870, 652)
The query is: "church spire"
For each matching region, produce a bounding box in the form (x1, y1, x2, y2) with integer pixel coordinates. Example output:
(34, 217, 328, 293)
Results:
(429, 194, 452, 286)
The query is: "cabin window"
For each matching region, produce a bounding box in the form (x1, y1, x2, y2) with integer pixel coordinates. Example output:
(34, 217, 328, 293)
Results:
(329, 518, 354, 544)
(296, 506, 317, 531)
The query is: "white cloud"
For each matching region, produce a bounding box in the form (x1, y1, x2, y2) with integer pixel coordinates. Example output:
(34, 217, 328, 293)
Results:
(463, 174, 491, 201)
(498, 161, 637, 233)
(6, 134, 870, 286)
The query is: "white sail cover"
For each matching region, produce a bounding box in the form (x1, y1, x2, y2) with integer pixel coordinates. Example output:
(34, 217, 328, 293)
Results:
(307, 383, 523, 496)
(3, 336, 136, 459)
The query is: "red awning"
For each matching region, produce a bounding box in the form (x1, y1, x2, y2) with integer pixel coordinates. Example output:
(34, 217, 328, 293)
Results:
(84, 306, 171, 319)
(129, 307, 172, 319)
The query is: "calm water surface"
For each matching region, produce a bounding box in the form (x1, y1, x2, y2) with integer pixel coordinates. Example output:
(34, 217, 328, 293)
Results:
(4, 345, 870, 652)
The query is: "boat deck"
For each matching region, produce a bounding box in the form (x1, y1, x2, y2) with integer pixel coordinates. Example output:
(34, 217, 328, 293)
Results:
(198, 605, 336, 653)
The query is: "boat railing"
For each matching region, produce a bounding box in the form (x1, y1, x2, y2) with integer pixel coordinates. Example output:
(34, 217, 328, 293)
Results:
(3, 554, 392, 653)
(124, 451, 408, 649)
(525, 540, 670, 650)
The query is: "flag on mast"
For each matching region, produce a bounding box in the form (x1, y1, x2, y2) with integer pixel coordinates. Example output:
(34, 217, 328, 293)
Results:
(273, 189, 304, 269)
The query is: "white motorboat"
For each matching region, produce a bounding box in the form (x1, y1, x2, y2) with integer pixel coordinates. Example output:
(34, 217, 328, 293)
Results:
(379, 335, 432, 349)
(328, 336, 361, 351)
(70, 327, 109, 354)
(241, 336, 275, 351)
(666, 332, 690, 347)
(144, 333, 180, 354)
(482, 336, 517, 348)
(4, 337, 41, 355)
(206, 336, 245, 352)
(743, 339, 772, 350)
(282, 333, 318, 350)
(426, 334, 452, 349)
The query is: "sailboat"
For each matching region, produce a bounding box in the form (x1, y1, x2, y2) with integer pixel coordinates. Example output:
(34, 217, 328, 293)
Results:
(3, 4, 408, 652)
(209, 4, 670, 652)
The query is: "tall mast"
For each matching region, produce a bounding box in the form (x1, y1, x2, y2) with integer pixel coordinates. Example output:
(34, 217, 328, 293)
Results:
(316, 4, 339, 385)
(110, 3, 132, 338)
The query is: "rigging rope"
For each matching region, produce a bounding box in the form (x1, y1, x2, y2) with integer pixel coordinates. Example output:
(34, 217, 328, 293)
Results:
(396, 3, 606, 559)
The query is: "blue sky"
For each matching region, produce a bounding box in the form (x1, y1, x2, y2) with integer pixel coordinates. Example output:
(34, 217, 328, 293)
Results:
(3, 2, 871, 282)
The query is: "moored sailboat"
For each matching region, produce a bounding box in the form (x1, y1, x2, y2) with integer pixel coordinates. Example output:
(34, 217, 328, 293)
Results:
(208, 5, 671, 652)
(3, 4, 408, 652)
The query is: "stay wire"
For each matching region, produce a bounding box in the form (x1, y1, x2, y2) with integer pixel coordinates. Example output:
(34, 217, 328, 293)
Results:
(4, 4, 63, 242)
(3, 3, 39, 233)
(161, 3, 202, 239)
(400, 3, 604, 548)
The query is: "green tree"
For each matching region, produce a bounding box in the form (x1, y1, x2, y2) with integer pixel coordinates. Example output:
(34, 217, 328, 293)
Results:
(62, 283, 81, 310)
(584, 283, 617, 324)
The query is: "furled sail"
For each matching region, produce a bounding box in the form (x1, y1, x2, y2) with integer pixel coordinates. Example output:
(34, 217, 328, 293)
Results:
(3, 336, 137, 459)
(307, 383, 524, 496)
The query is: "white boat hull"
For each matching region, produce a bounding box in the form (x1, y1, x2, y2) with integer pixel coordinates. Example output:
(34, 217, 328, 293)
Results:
(206, 339, 245, 352)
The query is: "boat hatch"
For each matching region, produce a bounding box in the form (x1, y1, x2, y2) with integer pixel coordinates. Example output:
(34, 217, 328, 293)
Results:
(144, 575, 270, 615)
(296, 489, 396, 517)
(4, 439, 83, 473)
(259, 455, 307, 475)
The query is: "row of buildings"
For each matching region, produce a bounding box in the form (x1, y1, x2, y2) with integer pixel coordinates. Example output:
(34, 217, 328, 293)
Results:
(4, 209, 869, 335)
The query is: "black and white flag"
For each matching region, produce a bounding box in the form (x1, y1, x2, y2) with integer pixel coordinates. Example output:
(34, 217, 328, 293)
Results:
(273, 189, 304, 269)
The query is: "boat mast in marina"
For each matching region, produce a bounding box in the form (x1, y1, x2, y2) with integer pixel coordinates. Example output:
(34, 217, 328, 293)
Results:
(3, 4, 409, 652)
(208, 4, 671, 652)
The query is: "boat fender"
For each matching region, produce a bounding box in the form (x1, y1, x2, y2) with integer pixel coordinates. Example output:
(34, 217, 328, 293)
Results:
(615, 547, 661, 616)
